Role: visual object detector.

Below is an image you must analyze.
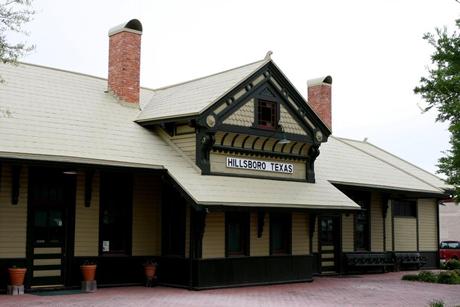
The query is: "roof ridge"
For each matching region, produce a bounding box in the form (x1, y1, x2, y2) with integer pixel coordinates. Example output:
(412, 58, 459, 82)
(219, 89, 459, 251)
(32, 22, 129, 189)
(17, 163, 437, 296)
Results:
(151, 58, 268, 92)
(332, 136, 444, 192)
(13, 61, 156, 92)
(337, 136, 446, 184)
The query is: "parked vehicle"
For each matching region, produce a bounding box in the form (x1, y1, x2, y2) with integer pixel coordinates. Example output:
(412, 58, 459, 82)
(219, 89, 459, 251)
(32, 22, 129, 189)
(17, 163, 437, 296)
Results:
(440, 241, 460, 261)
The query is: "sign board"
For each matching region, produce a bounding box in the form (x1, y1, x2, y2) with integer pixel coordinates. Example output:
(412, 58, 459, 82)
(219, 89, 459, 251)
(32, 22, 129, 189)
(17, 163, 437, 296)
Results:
(102, 240, 110, 252)
(226, 157, 294, 174)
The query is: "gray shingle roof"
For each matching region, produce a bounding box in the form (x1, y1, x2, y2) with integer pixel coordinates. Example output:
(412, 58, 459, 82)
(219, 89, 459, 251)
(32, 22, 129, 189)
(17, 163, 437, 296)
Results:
(0, 62, 447, 211)
(317, 137, 445, 194)
(338, 137, 450, 191)
(136, 59, 268, 122)
(0, 62, 359, 210)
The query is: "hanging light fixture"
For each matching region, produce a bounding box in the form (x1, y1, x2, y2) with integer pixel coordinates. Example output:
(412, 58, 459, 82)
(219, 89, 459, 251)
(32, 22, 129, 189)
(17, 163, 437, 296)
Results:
(278, 125, 291, 145)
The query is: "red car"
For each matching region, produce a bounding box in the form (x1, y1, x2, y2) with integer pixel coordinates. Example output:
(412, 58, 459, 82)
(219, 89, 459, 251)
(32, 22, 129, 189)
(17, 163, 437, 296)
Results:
(440, 241, 460, 261)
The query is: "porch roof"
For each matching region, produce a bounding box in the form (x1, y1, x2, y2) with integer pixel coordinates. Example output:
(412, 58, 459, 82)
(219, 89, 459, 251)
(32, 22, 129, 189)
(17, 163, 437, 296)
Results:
(0, 62, 447, 211)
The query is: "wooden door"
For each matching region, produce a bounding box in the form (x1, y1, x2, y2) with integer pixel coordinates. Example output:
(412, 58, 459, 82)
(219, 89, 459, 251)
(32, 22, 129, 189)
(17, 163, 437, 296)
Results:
(319, 216, 340, 274)
(27, 168, 75, 288)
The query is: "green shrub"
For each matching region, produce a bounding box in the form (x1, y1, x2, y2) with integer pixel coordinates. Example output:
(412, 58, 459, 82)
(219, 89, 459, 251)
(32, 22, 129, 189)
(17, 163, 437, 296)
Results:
(418, 271, 437, 283)
(402, 274, 419, 281)
(445, 259, 460, 270)
(437, 271, 460, 284)
(429, 299, 445, 307)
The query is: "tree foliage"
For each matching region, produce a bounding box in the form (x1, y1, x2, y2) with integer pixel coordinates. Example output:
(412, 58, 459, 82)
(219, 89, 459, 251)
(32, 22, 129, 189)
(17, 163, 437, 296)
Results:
(414, 19, 460, 199)
(0, 0, 34, 65)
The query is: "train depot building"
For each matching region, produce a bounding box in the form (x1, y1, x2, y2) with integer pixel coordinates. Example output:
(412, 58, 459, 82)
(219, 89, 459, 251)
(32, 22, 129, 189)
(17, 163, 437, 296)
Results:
(0, 19, 449, 291)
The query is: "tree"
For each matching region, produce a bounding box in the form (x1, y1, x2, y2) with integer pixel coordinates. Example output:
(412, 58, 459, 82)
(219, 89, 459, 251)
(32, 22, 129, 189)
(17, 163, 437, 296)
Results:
(414, 19, 460, 199)
(0, 0, 34, 67)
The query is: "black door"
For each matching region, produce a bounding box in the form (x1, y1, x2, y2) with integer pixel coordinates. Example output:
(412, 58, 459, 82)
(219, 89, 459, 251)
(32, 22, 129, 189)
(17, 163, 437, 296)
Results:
(319, 215, 340, 274)
(27, 168, 76, 288)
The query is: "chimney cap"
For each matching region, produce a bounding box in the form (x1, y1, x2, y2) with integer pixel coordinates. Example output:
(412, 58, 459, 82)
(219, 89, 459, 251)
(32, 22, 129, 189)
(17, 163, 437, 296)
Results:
(108, 19, 143, 36)
(307, 75, 332, 87)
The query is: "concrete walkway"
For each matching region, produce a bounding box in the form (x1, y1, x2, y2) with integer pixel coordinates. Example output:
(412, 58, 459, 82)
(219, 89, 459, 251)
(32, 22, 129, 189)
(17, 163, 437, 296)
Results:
(0, 272, 459, 307)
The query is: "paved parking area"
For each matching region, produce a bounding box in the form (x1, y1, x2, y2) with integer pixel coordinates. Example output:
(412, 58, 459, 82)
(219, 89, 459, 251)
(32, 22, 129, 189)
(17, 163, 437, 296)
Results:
(0, 272, 459, 307)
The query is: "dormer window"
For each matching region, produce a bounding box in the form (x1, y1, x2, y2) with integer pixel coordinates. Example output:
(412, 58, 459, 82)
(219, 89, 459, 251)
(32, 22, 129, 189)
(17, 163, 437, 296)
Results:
(257, 100, 277, 129)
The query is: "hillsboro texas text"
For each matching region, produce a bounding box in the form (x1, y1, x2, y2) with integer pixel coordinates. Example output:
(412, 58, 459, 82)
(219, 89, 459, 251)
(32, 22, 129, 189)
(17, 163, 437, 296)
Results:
(226, 157, 294, 174)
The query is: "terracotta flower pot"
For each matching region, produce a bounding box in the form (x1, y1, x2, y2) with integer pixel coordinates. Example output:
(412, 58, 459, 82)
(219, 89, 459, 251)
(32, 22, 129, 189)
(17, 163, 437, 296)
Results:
(80, 264, 97, 281)
(8, 268, 27, 286)
(144, 264, 157, 280)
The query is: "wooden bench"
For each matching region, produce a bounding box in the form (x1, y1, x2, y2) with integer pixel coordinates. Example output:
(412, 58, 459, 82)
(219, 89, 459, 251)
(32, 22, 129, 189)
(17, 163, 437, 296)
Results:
(394, 252, 426, 270)
(345, 253, 394, 273)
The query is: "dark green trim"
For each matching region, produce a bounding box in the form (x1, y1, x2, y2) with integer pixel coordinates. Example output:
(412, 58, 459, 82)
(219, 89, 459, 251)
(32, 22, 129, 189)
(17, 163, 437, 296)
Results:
(84, 170, 94, 207)
(269, 212, 292, 256)
(33, 253, 62, 259)
(136, 114, 197, 126)
(211, 144, 308, 161)
(318, 215, 341, 273)
(11, 164, 21, 205)
(26, 166, 77, 288)
(216, 124, 312, 143)
(224, 212, 250, 258)
(257, 209, 265, 238)
(416, 201, 420, 252)
(191, 255, 313, 289)
(98, 171, 133, 257)
(332, 182, 446, 199)
(267, 62, 331, 136)
(207, 171, 307, 183)
(391, 200, 395, 251)
(436, 198, 441, 268)
(33, 265, 62, 270)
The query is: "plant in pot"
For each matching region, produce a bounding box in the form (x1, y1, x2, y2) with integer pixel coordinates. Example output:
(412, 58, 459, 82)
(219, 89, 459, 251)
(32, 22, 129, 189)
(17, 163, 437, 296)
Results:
(143, 259, 158, 286)
(80, 260, 97, 282)
(8, 265, 27, 286)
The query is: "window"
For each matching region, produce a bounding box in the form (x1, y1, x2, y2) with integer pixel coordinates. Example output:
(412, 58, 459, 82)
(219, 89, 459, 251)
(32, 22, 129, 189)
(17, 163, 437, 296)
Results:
(226, 212, 249, 257)
(393, 200, 416, 217)
(440, 241, 460, 249)
(100, 172, 132, 255)
(270, 213, 291, 255)
(162, 184, 186, 257)
(355, 200, 370, 251)
(257, 100, 277, 129)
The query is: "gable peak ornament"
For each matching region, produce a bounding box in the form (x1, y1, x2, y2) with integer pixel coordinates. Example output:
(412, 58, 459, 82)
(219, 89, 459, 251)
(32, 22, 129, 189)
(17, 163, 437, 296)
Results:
(265, 51, 273, 60)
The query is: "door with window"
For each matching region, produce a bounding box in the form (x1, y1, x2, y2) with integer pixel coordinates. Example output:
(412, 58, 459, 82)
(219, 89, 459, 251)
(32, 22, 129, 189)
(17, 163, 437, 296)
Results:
(319, 216, 340, 274)
(27, 169, 75, 288)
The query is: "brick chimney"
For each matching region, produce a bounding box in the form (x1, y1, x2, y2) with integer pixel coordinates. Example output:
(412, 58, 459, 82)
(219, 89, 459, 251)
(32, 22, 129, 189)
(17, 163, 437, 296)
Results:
(108, 19, 142, 104)
(307, 76, 332, 130)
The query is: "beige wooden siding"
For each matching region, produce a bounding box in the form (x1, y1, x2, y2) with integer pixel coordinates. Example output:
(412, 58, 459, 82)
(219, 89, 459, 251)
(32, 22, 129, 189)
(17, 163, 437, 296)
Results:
(170, 133, 196, 162)
(370, 192, 384, 252)
(250, 212, 269, 256)
(312, 216, 318, 253)
(342, 213, 354, 252)
(202, 212, 225, 258)
(74, 171, 100, 256)
(418, 199, 438, 251)
(394, 218, 417, 251)
(210, 152, 306, 180)
(385, 201, 393, 251)
(0, 164, 28, 258)
(185, 205, 190, 258)
(292, 212, 309, 255)
(132, 173, 161, 256)
(176, 125, 195, 135)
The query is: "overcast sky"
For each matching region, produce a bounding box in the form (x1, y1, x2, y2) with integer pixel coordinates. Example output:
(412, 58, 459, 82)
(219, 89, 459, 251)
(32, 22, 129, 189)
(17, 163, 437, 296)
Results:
(12, 0, 460, 175)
